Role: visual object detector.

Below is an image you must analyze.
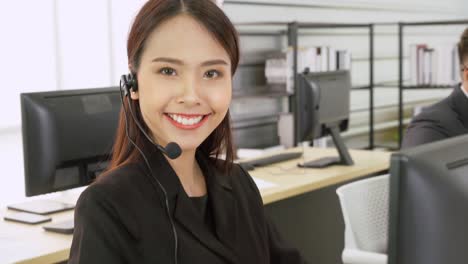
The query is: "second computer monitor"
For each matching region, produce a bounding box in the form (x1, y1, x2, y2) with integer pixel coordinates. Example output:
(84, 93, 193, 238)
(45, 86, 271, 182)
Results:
(297, 70, 350, 142)
(296, 70, 353, 168)
(21, 87, 121, 197)
(388, 134, 468, 264)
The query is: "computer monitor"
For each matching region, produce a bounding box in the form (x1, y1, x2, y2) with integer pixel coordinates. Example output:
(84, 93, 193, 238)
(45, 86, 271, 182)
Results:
(296, 70, 353, 168)
(13, 87, 121, 214)
(388, 134, 468, 264)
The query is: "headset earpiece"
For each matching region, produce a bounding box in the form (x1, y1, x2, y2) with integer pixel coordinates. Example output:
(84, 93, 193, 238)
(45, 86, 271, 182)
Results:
(121, 73, 138, 96)
(128, 73, 138, 93)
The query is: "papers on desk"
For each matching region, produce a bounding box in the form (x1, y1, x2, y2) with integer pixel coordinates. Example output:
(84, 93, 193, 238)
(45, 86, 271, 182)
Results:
(252, 177, 277, 190)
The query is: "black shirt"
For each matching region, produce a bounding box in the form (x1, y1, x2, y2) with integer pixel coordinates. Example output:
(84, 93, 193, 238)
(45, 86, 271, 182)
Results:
(190, 194, 213, 230)
(190, 194, 208, 217)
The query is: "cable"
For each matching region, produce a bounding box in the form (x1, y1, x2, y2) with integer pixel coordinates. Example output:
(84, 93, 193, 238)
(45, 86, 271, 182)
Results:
(118, 82, 179, 264)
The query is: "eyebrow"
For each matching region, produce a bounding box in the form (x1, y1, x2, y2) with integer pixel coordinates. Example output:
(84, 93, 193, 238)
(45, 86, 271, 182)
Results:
(151, 57, 229, 67)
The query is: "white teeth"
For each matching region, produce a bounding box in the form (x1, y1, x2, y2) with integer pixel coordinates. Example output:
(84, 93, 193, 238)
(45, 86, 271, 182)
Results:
(167, 114, 204, 126)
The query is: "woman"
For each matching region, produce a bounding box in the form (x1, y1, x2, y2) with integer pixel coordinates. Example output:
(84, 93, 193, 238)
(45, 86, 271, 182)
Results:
(69, 0, 306, 263)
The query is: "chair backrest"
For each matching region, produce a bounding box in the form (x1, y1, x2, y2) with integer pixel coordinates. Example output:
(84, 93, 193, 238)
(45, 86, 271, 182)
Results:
(336, 174, 389, 254)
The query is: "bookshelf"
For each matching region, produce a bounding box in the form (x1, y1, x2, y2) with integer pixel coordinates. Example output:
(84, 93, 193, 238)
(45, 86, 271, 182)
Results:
(397, 19, 468, 148)
(235, 21, 375, 149)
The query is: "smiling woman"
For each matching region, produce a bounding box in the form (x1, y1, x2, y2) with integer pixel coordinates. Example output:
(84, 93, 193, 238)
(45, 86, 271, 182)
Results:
(68, 0, 306, 264)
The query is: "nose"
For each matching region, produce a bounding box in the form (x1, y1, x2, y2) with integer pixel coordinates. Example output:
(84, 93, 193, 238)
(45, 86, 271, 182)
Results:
(176, 76, 201, 106)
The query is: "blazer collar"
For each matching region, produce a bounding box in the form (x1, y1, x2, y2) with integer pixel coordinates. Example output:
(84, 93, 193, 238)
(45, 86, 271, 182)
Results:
(196, 152, 238, 251)
(449, 85, 468, 126)
(143, 147, 238, 263)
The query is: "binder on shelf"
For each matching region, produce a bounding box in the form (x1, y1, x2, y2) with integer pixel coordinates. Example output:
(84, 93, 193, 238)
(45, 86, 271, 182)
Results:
(265, 46, 352, 93)
(409, 43, 460, 86)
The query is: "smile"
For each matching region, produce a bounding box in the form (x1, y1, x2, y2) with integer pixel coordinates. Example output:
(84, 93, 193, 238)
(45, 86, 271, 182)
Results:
(164, 113, 210, 129)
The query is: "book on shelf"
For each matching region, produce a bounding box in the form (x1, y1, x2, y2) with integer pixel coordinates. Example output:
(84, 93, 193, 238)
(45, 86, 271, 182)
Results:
(409, 43, 460, 87)
(264, 46, 352, 93)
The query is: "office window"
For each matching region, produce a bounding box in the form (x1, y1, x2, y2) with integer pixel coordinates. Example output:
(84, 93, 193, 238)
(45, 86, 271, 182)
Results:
(0, 0, 56, 129)
(109, 0, 148, 82)
(56, 0, 112, 90)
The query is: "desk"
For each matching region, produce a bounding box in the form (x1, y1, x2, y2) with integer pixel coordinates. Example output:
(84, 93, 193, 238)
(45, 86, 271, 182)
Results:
(0, 147, 390, 264)
(247, 148, 390, 204)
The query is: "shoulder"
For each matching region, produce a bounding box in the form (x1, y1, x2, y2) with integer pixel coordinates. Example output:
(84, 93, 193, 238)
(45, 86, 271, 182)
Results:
(228, 161, 264, 206)
(206, 157, 261, 199)
(409, 99, 458, 129)
(403, 102, 457, 148)
(74, 163, 147, 238)
(96, 163, 147, 185)
(77, 163, 144, 206)
(76, 163, 149, 213)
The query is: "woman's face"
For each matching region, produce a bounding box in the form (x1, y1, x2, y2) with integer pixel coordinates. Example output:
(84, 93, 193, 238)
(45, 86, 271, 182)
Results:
(132, 14, 232, 152)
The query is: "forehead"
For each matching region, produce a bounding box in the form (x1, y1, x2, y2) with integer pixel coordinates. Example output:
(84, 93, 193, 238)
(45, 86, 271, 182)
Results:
(141, 14, 230, 64)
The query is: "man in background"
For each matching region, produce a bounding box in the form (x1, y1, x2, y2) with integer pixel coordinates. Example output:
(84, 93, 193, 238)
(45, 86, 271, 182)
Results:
(402, 28, 468, 148)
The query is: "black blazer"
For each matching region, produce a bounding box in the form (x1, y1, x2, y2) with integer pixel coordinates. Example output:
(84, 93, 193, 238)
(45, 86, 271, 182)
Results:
(68, 147, 306, 264)
(402, 85, 468, 148)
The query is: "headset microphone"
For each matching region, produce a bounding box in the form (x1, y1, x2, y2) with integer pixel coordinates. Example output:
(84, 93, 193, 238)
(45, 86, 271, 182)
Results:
(163, 142, 182, 160)
(120, 74, 182, 160)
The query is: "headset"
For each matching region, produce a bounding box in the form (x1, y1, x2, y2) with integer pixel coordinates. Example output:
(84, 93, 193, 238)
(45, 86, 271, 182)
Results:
(119, 72, 180, 264)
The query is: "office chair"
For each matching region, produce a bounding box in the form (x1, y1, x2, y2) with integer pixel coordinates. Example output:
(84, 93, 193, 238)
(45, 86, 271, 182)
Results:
(336, 174, 389, 264)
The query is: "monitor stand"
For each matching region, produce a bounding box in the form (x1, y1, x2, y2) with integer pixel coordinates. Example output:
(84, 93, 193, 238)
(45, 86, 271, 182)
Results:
(7, 200, 75, 215)
(298, 124, 354, 168)
(7, 189, 80, 215)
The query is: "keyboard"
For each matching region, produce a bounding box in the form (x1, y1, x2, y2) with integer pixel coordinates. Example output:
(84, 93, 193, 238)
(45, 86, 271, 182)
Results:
(239, 152, 302, 170)
(43, 219, 74, 234)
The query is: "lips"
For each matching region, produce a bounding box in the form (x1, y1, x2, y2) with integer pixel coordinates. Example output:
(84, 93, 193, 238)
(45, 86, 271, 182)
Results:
(164, 113, 210, 130)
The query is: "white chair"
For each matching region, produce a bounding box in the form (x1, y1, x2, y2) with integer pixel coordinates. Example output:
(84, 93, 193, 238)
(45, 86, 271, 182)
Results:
(336, 174, 389, 264)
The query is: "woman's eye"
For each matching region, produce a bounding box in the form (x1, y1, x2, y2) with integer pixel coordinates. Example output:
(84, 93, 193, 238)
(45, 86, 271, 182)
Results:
(204, 70, 221, 79)
(159, 67, 176, 76)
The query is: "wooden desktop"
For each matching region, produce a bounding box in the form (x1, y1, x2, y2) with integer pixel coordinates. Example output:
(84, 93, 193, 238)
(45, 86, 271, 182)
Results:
(0, 147, 390, 264)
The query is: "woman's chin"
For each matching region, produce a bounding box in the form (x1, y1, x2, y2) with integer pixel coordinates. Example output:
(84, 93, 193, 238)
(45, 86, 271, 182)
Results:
(172, 141, 203, 154)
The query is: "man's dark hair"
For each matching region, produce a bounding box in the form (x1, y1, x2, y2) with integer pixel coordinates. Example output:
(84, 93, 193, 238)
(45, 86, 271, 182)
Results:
(458, 28, 468, 66)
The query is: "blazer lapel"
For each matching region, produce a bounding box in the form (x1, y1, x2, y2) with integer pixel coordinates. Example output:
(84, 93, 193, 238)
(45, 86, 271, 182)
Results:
(173, 189, 238, 263)
(197, 154, 239, 253)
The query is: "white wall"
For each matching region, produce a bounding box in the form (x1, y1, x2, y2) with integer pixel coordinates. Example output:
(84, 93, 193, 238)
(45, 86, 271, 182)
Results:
(1, 0, 467, 205)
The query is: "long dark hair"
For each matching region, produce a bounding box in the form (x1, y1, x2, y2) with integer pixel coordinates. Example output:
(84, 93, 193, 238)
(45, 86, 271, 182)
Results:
(107, 0, 239, 173)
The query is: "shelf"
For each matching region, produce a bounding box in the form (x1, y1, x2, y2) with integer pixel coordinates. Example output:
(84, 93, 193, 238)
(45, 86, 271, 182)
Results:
(237, 31, 284, 36)
(231, 114, 279, 128)
(401, 84, 456, 89)
(233, 84, 291, 99)
(232, 20, 375, 149)
(351, 85, 371, 90)
(400, 20, 468, 27)
(371, 82, 457, 89)
(235, 21, 372, 28)
(234, 84, 372, 97)
(297, 22, 372, 29)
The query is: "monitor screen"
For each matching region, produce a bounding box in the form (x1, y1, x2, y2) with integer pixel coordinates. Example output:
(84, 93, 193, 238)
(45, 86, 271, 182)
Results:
(296, 70, 351, 142)
(21, 87, 121, 196)
(388, 134, 468, 264)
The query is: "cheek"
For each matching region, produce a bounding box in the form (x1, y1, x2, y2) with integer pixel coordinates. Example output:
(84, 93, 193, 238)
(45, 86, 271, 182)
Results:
(138, 93, 167, 119)
(206, 85, 232, 111)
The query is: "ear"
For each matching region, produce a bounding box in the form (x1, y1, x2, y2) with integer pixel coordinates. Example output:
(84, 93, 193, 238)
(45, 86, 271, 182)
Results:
(463, 66, 468, 82)
(130, 90, 139, 100)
